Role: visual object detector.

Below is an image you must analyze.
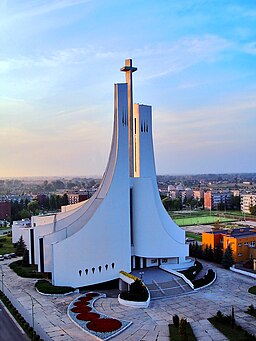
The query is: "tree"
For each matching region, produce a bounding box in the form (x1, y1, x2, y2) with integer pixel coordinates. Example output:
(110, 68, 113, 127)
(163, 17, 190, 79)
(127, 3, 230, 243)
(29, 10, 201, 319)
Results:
(214, 242, 223, 264)
(15, 236, 27, 256)
(49, 195, 57, 210)
(250, 205, 256, 216)
(61, 193, 69, 206)
(22, 249, 30, 267)
(28, 200, 39, 214)
(222, 244, 234, 269)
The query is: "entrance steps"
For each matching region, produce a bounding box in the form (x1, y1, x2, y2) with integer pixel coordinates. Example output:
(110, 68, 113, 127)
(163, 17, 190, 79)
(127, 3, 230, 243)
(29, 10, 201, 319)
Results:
(147, 278, 193, 299)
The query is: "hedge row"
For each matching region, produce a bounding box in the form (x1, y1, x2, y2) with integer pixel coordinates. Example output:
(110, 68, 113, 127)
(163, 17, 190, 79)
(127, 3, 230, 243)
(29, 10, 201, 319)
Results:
(0, 290, 43, 340)
(35, 279, 75, 294)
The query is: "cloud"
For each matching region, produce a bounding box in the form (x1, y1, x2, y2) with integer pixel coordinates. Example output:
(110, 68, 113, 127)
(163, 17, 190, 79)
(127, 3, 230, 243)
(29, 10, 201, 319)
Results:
(130, 35, 231, 80)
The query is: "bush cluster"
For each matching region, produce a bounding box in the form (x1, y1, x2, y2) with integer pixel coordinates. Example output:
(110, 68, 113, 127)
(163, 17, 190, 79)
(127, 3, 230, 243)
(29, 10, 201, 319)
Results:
(170, 314, 197, 340)
(9, 260, 44, 278)
(246, 304, 256, 318)
(0, 290, 43, 340)
(180, 261, 203, 281)
(35, 279, 75, 294)
(193, 269, 215, 289)
(120, 279, 148, 302)
(211, 308, 256, 340)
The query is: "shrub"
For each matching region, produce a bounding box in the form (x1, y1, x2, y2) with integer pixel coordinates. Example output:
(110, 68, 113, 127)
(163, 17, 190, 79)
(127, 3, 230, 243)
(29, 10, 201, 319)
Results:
(120, 279, 148, 302)
(193, 269, 215, 288)
(35, 279, 75, 294)
(173, 314, 179, 328)
(179, 317, 187, 336)
(180, 261, 203, 281)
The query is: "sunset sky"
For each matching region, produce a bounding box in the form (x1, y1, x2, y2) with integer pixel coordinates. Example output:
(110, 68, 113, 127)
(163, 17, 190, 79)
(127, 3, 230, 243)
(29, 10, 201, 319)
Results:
(1, 0, 256, 177)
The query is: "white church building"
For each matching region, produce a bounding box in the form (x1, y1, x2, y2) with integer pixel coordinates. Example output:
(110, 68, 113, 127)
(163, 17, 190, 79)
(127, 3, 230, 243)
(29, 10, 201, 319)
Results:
(13, 59, 189, 287)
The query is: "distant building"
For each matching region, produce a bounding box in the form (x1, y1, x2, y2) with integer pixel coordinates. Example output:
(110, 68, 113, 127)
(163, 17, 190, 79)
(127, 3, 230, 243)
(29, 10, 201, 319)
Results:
(12, 219, 31, 247)
(67, 191, 90, 205)
(202, 228, 256, 263)
(241, 194, 256, 214)
(204, 190, 233, 210)
(231, 190, 240, 197)
(193, 189, 204, 200)
(0, 201, 11, 220)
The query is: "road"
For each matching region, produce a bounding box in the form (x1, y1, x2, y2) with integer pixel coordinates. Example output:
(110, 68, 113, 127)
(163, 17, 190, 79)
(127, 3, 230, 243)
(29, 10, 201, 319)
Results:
(0, 301, 29, 341)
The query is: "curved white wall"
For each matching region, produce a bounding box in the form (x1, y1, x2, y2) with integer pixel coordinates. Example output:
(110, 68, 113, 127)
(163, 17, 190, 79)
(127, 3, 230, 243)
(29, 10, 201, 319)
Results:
(132, 104, 188, 260)
(50, 83, 132, 286)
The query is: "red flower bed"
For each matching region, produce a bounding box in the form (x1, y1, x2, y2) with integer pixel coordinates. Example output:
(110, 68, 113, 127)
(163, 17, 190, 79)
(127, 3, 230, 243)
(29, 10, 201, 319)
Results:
(77, 297, 91, 303)
(76, 312, 100, 321)
(74, 301, 89, 308)
(71, 306, 92, 314)
(87, 318, 122, 332)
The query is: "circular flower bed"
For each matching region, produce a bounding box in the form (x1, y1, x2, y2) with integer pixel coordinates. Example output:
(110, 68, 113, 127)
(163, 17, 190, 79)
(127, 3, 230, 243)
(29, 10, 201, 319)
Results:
(76, 312, 100, 321)
(71, 306, 92, 314)
(87, 318, 122, 333)
(68, 292, 132, 340)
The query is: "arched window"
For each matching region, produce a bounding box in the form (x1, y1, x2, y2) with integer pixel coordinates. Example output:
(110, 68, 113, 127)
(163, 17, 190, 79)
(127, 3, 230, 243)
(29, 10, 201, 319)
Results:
(92, 267, 95, 274)
(105, 264, 108, 271)
(85, 269, 88, 275)
(111, 262, 115, 269)
(98, 266, 102, 273)
(79, 270, 82, 276)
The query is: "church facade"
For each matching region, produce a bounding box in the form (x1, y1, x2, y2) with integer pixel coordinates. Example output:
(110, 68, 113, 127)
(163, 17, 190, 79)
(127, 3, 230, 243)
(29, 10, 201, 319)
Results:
(25, 60, 189, 287)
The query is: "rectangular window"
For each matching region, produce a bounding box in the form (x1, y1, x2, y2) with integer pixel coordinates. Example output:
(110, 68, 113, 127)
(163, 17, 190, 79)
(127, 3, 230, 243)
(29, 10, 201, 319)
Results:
(151, 259, 157, 264)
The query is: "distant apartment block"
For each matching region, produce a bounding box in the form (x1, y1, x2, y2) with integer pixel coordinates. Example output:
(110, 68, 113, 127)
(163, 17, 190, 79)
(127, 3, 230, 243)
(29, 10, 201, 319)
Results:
(67, 191, 90, 205)
(241, 194, 256, 214)
(204, 190, 233, 210)
(193, 189, 204, 200)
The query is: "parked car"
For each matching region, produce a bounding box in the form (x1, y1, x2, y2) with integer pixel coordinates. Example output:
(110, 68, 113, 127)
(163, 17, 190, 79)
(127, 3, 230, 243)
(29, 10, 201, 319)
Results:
(0, 255, 4, 261)
(9, 253, 16, 258)
(4, 254, 12, 259)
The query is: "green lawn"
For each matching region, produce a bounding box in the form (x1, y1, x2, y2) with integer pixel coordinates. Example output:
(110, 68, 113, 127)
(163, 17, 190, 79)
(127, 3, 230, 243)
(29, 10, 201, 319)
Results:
(173, 215, 235, 227)
(185, 231, 202, 242)
(168, 323, 197, 340)
(208, 317, 256, 340)
(248, 286, 256, 295)
(0, 235, 15, 254)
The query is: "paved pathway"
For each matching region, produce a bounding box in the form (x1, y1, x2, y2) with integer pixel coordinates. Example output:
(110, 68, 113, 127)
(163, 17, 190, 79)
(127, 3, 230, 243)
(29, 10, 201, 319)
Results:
(1, 259, 256, 340)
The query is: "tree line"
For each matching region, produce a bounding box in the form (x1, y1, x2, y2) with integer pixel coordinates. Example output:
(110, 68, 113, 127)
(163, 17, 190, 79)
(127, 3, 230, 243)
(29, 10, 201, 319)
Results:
(11, 193, 69, 221)
(189, 242, 234, 269)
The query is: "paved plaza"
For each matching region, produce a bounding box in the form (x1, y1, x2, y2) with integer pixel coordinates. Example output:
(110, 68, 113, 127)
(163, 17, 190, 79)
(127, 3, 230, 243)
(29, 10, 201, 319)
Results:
(1, 259, 256, 340)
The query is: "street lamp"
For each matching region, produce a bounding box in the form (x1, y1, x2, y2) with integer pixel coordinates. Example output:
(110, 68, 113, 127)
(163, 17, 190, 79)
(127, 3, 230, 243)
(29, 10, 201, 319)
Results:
(25, 291, 35, 341)
(0, 265, 4, 293)
(0, 266, 4, 293)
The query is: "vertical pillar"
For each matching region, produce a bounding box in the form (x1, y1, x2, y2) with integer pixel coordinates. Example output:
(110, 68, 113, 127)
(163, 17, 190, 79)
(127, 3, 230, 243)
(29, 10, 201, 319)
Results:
(121, 59, 137, 177)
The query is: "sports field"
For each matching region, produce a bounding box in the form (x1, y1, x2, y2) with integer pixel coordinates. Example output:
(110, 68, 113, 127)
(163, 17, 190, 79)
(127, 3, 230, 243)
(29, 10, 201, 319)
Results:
(172, 215, 236, 227)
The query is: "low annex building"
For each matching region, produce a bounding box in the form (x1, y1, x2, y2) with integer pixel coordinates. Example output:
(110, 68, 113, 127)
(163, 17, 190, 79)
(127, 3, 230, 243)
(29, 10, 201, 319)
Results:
(202, 228, 256, 262)
(13, 60, 189, 287)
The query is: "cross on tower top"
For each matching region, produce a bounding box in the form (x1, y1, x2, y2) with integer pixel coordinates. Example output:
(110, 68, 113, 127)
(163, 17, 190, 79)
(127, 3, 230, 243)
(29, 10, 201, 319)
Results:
(120, 59, 137, 74)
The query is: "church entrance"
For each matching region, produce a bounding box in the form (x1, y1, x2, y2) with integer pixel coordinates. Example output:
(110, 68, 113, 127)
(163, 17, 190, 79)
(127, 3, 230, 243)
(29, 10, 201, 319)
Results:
(134, 256, 141, 269)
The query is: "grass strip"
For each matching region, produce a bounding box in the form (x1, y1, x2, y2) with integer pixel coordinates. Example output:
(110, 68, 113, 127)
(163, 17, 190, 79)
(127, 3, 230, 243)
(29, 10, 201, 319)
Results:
(168, 323, 197, 341)
(208, 317, 256, 341)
